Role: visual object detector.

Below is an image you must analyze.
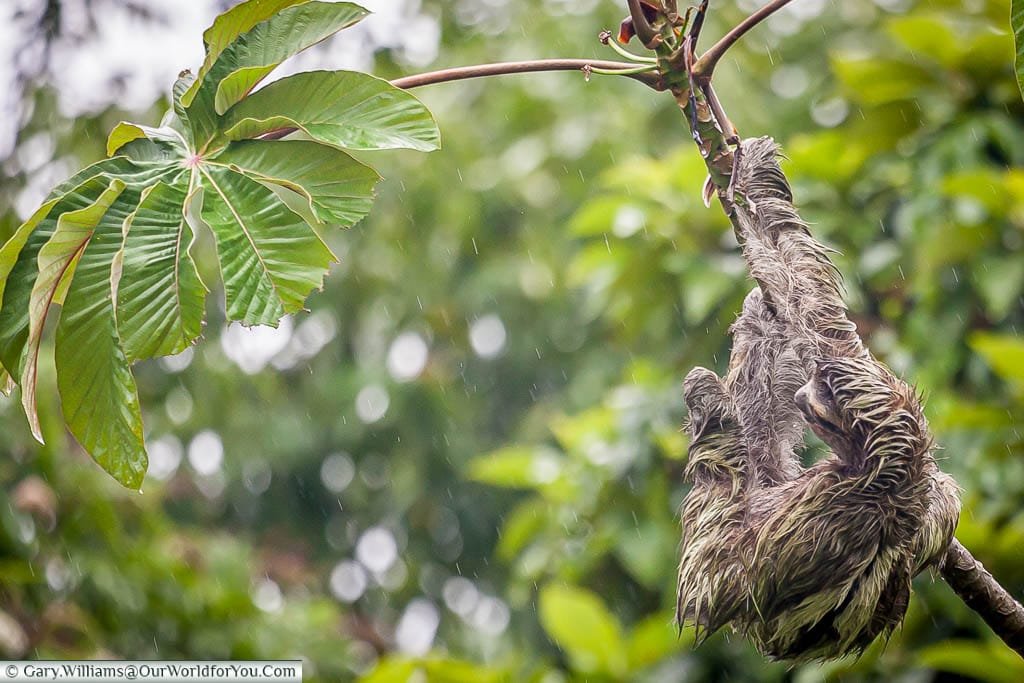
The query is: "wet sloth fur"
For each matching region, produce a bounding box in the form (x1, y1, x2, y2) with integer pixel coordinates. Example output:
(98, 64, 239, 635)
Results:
(675, 137, 961, 661)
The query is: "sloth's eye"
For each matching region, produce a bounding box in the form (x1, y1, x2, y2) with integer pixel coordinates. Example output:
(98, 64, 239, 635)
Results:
(818, 381, 838, 408)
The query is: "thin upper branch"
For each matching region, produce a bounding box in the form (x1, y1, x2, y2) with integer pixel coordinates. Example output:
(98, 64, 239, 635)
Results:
(691, 0, 795, 80)
(256, 59, 663, 142)
(389, 59, 664, 91)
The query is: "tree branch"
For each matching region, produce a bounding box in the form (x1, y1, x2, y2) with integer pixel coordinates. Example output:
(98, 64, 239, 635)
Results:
(941, 539, 1024, 655)
(389, 59, 664, 91)
(254, 60, 663, 142)
(692, 0, 795, 80)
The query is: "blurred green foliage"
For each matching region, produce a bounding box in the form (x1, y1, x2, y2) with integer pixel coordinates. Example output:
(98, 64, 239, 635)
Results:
(1, 0, 1023, 681)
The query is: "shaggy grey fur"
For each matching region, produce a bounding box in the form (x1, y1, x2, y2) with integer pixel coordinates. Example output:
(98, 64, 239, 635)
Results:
(676, 137, 961, 661)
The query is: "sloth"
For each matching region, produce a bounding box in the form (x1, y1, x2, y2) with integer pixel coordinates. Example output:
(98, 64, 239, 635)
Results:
(675, 137, 961, 661)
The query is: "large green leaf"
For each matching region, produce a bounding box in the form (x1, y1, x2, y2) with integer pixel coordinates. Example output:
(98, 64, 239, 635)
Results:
(222, 71, 441, 152)
(185, 2, 368, 149)
(115, 181, 207, 361)
(172, 70, 197, 147)
(213, 140, 379, 227)
(0, 0, 443, 487)
(0, 199, 62, 398)
(0, 165, 123, 377)
(1014, 0, 1024, 100)
(538, 584, 628, 676)
(55, 191, 149, 489)
(22, 180, 127, 440)
(213, 2, 368, 114)
(106, 122, 186, 158)
(181, 0, 307, 108)
(0, 158, 169, 484)
(0, 199, 60, 308)
(199, 166, 335, 325)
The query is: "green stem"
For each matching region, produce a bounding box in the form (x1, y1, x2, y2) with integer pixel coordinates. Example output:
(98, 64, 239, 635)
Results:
(588, 64, 659, 77)
(601, 32, 659, 63)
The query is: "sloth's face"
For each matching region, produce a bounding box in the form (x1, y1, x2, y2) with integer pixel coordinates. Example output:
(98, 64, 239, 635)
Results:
(794, 376, 841, 436)
(794, 357, 895, 453)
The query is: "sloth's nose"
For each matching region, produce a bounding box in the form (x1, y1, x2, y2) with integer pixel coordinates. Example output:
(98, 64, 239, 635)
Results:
(794, 384, 811, 414)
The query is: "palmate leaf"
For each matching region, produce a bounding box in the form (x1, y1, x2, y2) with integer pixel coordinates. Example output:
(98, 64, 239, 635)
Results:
(55, 187, 162, 489)
(0, 0, 440, 488)
(115, 182, 206, 361)
(23, 180, 127, 440)
(213, 2, 368, 114)
(0, 158, 155, 379)
(221, 71, 441, 151)
(181, 0, 308, 108)
(106, 123, 186, 158)
(198, 166, 335, 325)
(213, 140, 380, 227)
(185, 1, 369, 149)
(0, 160, 176, 487)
